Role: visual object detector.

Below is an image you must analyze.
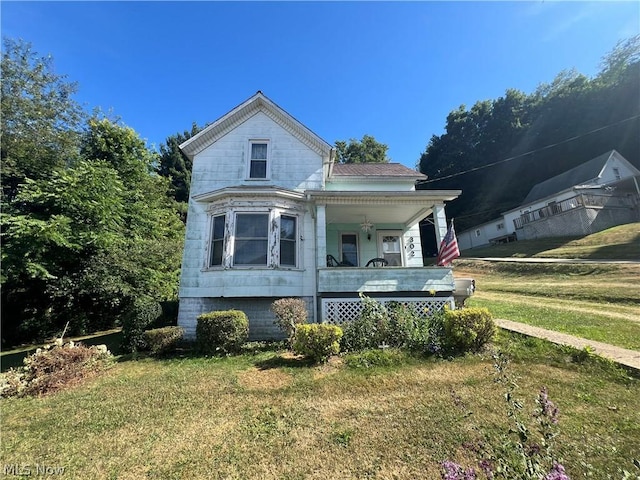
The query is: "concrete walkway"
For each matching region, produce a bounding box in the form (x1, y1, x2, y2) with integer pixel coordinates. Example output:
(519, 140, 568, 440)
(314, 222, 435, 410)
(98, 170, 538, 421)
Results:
(496, 319, 640, 371)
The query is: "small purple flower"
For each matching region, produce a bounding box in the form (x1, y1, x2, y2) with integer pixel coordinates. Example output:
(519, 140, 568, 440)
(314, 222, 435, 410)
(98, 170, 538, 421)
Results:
(441, 461, 477, 480)
(544, 463, 570, 480)
(479, 459, 494, 479)
(538, 387, 560, 424)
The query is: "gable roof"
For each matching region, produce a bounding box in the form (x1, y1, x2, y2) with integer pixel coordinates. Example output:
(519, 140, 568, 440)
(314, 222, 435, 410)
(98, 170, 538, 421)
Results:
(179, 91, 333, 160)
(331, 163, 426, 179)
(522, 150, 620, 204)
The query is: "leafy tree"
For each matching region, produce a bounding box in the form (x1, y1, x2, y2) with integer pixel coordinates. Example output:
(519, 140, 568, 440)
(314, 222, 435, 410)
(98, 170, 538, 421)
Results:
(418, 36, 640, 234)
(335, 134, 390, 164)
(156, 123, 201, 204)
(1, 117, 184, 346)
(1, 38, 84, 202)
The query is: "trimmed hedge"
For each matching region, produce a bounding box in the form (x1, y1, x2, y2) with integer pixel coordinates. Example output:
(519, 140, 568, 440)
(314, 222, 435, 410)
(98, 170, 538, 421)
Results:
(142, 326, 184, 356)
(443, 307, 495, 353)
(293, 324, 343, 363)
(196, 310, 248, 355)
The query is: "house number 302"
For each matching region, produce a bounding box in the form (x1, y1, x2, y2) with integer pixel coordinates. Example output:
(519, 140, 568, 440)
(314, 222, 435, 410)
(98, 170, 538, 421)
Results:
(407, 237, 415, 257)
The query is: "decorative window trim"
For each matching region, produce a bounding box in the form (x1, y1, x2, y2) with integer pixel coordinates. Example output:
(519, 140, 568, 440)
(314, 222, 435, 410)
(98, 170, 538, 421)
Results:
(208, 214, 227, 268)
(203, 205, 301, 270)
(246, 139, 270, 180)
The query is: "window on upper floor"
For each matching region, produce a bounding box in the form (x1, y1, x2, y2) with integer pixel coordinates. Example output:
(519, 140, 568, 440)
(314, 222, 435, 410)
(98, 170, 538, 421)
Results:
(613, 167, 621, 180)
(248, 141, 269, 179)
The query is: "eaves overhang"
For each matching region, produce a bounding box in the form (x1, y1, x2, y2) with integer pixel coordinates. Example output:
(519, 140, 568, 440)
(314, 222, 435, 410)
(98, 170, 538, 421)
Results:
(193, 186, 307, 204)
(306, 190, 461, 204)
(179, 92, 333, 160)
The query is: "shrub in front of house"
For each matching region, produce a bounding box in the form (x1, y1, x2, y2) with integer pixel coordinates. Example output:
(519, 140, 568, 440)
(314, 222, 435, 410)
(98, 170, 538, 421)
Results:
(271, 297, 308, 346)
(196, 310, 249, 355)
(142, 326, 184, 356)
(340, 294, 389, 352)
(442, 307, 495, 354)
(293, 324, 343, 363)
(121, 296, 163, 353)
(0, 342, 113, 398)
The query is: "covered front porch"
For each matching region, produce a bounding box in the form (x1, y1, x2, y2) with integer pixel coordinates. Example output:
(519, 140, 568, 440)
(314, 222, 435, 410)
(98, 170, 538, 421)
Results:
(306, 189, 462, 323)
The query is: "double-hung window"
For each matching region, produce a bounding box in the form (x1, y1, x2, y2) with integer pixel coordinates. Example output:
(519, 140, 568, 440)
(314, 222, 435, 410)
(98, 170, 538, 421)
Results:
(209, 214, 226, 267)
(280, 215, 297, 267)
(248, 141, 269, 179)
(233, 213, 269, 266)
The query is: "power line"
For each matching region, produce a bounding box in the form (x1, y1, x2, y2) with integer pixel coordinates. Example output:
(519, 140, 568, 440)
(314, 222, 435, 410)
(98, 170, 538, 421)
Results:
(418, 114, 640, 184)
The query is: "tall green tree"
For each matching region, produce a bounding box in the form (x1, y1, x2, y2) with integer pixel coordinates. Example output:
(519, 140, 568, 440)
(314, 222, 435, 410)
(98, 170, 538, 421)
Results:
(418, 35, 640, 233)
(1, 38, 84, 202)
(1, 39, 185, 346)
(156, 123, 201, 204)
(335, 134, 390, 164)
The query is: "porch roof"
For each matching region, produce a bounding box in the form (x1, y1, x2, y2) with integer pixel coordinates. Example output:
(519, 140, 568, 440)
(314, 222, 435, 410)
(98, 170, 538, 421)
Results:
(307, 189, 461, 226)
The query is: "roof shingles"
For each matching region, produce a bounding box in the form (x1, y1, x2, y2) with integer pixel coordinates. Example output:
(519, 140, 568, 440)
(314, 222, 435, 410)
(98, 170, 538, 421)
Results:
(332, 163, 426, 178)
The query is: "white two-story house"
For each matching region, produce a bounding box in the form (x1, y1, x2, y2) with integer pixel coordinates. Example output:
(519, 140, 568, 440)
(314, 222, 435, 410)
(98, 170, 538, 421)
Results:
(177, 92, 461, 339)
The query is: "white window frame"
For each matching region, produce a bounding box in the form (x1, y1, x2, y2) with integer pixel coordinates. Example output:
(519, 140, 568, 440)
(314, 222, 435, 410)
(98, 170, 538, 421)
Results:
(232, 212, 271, 267)
(207, 213, 226, 268)
(279, 214, 298, 268)
(246, 139, 270, 180)
(204, 206, 300, 270)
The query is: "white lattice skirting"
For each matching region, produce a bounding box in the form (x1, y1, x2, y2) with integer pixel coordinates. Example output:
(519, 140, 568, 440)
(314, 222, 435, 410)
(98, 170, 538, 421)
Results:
(321, 296, 454, 325)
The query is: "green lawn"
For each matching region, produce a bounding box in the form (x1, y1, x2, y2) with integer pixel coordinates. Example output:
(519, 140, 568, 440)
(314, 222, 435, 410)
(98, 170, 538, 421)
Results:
(1, 335, 639, 480)
(456, 261, 640, 351)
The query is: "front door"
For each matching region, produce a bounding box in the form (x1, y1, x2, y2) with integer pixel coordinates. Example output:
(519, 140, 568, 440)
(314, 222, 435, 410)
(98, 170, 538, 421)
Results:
(377, 231, 404, 266)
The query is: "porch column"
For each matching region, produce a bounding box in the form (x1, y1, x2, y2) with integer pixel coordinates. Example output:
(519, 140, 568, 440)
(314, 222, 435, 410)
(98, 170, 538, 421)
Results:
(433, 204, 448, 246)
(316, 204, 327, 268)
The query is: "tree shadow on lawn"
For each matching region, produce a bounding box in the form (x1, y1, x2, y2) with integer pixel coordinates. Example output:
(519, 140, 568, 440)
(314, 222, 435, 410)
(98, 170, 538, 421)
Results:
(254, 353, 315, 370)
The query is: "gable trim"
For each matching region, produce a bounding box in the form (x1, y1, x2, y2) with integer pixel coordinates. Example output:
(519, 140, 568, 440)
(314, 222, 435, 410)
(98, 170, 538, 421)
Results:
(180, 92, 333, 159)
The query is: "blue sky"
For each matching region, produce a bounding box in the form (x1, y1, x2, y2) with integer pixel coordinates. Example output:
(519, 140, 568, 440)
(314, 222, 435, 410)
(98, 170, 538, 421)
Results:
(2, 1, 638, 168)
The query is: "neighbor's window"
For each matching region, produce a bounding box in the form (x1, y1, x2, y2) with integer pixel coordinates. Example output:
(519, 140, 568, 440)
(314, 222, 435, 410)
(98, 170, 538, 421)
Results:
(249, 141, 269, 179)
(280, 215, 297, 267)
(234, 213, 269, 265)
(209, 214, 226, 267)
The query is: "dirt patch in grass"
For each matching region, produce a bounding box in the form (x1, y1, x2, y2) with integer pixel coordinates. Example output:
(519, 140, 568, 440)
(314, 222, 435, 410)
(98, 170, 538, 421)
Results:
(238, 366, 293, 390)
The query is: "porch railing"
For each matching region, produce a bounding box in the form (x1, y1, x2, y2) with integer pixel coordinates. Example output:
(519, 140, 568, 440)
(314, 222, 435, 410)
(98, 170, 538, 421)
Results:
(513, 193, 634, 230)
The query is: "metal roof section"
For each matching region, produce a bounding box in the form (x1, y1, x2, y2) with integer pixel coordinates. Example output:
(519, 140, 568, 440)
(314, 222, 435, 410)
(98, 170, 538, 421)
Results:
(330, 163, 427, 180)
(521, 150, 617, 205)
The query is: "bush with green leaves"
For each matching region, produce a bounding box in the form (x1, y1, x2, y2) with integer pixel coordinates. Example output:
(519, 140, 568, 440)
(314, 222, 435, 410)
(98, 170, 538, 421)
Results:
(293, 324, 343, 363)
(121, 296, 162, 353)
(271, 297, 308, 345)
(340, 294, 388, 352)
(196, 310, 248, 355)
(0, 342, 113, 398)
(142, 326, 184, 356)
(442, 307, 495, 354)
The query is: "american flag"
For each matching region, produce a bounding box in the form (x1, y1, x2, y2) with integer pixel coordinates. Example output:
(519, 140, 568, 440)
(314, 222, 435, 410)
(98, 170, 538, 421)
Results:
(436, 220, 460, 266)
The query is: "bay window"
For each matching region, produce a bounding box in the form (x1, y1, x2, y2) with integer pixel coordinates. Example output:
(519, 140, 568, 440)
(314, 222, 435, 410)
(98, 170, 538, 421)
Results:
(280, 215, 297, 267)
(209, 214, 226, 267)
(233, 213, 269, 266)
(207, 208, 298, 269)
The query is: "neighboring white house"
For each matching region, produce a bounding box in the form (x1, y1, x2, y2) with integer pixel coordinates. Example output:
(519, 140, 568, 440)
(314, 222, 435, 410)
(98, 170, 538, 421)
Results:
(458, 150, 640, 250)
(177, 92, 461, 339)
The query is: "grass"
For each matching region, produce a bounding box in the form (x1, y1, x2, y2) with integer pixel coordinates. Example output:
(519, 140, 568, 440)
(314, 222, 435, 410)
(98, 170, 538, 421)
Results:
(1, 336, 638, 479)
(461, 222, 640, 260)
(455, 261, 640, 351)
